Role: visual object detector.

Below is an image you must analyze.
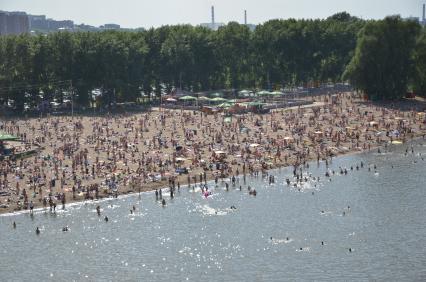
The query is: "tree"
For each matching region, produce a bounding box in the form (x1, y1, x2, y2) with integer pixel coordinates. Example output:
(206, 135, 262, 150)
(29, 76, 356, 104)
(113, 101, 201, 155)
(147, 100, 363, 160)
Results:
(413, 28, 426, 96)
(344, 16, 421, 100)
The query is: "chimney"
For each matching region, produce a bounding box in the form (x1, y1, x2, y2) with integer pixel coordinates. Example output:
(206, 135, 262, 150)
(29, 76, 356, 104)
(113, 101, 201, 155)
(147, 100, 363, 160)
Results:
(211, 6, 215, 26)
(423, 3, 425, 23)
(244, 10, 247, 25)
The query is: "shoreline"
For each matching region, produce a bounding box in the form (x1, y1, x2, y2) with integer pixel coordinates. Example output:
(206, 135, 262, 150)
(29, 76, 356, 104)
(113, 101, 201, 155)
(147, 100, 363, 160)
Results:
(1, 136, 421, 217)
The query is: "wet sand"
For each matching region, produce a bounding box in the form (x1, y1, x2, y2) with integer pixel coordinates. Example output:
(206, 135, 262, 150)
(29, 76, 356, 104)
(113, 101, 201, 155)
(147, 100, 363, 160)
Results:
(0, 92, 425, 214)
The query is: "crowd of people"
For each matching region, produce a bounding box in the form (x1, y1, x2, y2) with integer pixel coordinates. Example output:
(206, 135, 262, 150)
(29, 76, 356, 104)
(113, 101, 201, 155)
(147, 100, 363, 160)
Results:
(0, 92, 425, 214)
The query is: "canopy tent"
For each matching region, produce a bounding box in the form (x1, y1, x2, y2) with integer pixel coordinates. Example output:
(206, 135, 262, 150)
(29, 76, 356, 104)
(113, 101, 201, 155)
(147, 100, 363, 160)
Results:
(179, 96, 197, 101)
(197, 96, 211, 101)
(0, 134, 19, 142)
(226, 99, 239, 104)
(210, 97, 228, 103)
(256, 90, 271, 96)
(217, 103, 233, 108)
(239, 90, 253, 96)
(210, 92, 223, 98)
(247, 101, 265, 107)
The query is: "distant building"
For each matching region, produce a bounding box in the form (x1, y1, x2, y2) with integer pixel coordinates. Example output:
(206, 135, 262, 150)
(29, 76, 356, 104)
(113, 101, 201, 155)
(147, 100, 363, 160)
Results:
(29, 15, 73, 32)
(0, 11, 30, 35)
(47, 19, 74, 30)
(29, 15, 48, 30)
(102, 23, 120, 30)
(74, 23, 99, 32)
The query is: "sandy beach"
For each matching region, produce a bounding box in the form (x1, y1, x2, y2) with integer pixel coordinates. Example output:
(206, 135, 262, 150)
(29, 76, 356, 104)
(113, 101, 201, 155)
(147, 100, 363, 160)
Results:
(0, 92, 425, 214)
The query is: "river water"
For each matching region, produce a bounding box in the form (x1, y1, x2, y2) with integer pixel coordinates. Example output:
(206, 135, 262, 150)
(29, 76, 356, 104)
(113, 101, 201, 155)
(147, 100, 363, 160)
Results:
(1, 141, 426, 281)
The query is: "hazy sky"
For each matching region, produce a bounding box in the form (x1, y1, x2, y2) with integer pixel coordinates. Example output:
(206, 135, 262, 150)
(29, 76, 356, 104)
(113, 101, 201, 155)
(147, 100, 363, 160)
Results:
(0, 0, 424, 28)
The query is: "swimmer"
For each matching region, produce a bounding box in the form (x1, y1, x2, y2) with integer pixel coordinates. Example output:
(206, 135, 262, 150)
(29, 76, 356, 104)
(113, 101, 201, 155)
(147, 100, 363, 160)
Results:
(162, 199, 166, 206)
(96, 205, 101, 216)
(349, 248, 352, 252)
(13, 221, 16, 229)
(36, 227, 40, 235)
(62, 226, 69, 232)
(321, 241, 324, 245)
(104, 216, 109, 222)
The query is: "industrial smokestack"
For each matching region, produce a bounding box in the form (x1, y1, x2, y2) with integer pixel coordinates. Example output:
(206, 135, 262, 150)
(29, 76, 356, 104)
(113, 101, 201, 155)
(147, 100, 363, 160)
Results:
(211, 6, 215, 26)
(423, 3, 425, 23)
(244, 10, 247, 25)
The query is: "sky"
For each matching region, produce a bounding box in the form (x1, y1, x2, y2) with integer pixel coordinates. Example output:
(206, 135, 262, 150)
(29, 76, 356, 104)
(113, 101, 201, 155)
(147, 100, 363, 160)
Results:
(0, 0, 424, 28)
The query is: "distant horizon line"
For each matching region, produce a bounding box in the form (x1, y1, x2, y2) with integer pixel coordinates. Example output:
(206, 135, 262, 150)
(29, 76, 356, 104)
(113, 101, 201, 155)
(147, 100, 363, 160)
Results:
(1, 8, 421, 30)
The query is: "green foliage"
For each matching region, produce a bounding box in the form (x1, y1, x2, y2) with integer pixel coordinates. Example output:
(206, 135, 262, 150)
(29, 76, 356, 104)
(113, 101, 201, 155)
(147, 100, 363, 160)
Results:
(413, 28, 426, 96)
(0, 13, 374, 108)
(344, 16, 421, 100)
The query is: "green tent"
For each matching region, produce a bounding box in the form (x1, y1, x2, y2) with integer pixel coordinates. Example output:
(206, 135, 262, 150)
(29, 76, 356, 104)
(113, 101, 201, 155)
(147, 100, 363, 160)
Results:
(179, 96, 197, 101)
(0, 133, 19, 141)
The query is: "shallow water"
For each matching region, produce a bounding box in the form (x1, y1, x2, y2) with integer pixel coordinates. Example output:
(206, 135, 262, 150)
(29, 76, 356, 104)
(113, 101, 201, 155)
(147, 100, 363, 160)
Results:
(1, 141, 426, 281)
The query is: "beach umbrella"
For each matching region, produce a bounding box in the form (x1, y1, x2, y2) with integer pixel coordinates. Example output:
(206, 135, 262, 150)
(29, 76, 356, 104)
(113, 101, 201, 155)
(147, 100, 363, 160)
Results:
(179, 96, 197, 101)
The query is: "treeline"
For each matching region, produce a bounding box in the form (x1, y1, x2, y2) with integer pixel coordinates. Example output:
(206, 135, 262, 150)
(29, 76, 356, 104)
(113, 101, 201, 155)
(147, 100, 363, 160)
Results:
(0, 12, 424, 110)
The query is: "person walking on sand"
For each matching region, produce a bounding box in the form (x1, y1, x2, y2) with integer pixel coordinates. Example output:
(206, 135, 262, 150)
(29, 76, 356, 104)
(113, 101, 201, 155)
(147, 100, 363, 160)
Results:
(29, 201, 34, 214)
